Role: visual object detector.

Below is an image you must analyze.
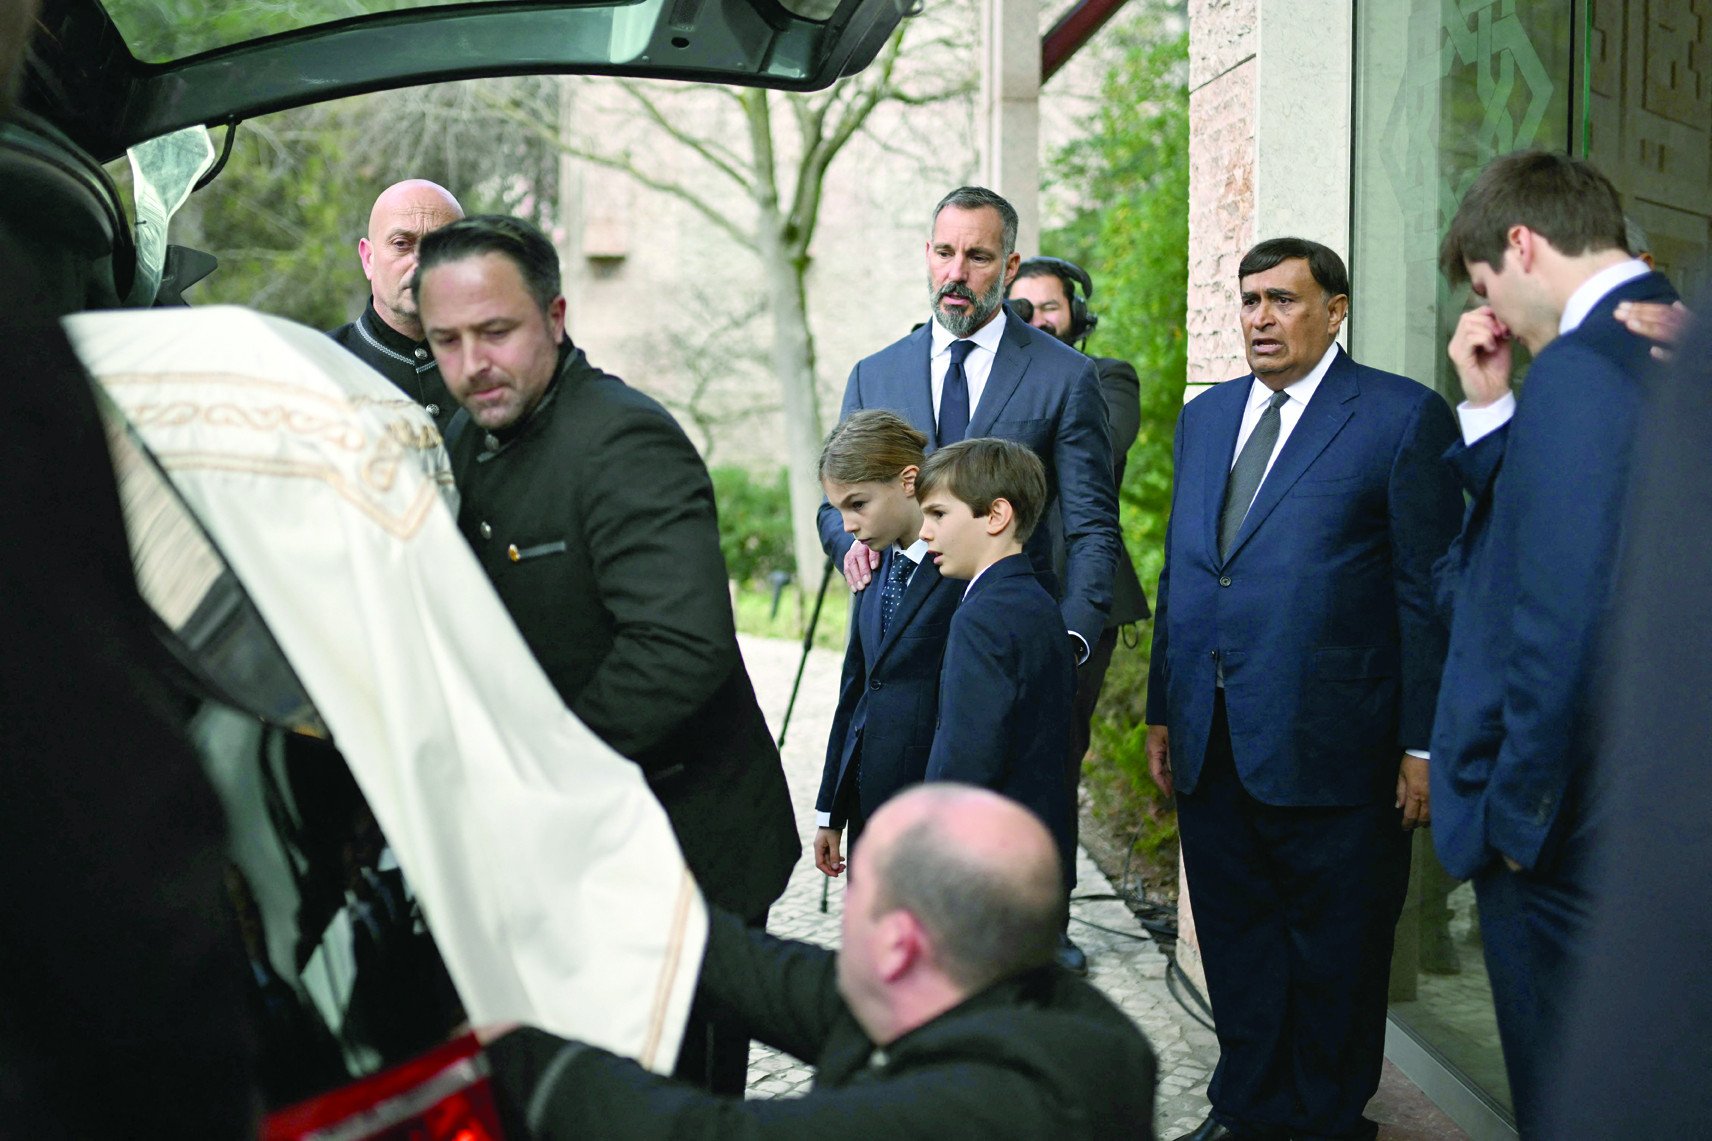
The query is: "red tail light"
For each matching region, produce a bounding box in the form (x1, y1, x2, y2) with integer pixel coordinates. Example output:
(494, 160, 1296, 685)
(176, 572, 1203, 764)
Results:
(264, 1033, 506, 1141)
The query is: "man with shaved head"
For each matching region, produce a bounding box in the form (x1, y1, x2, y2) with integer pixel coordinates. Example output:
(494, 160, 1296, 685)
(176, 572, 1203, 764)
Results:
(329, 179, 465, 435)
(483, 784, 1157, 1138)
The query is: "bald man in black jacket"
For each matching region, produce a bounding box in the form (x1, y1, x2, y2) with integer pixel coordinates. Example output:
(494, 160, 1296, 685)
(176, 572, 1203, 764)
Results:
(485, 785, 1156, 1140)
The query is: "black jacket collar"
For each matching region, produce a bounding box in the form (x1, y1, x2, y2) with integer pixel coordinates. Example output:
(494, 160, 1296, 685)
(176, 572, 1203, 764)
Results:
(355, 300, 432, 365)
(476, 340, 584, 459)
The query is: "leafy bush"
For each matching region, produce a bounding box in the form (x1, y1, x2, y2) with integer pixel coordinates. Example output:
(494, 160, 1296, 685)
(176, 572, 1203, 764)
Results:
(710, 464, 795, 587)
(1046, 13, 1188, 877)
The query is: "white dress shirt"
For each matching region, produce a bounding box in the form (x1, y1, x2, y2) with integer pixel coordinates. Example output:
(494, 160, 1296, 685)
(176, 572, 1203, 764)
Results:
(929, 311, 1006, 429)
(1230, 340, 1340, 481)
(1559, 258, 1651, 335)
(1457, 258, 1651, 446)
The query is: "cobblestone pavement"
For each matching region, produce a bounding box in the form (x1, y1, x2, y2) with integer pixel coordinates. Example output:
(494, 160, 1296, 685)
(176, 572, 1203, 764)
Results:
(737, 634, 1218, 1134)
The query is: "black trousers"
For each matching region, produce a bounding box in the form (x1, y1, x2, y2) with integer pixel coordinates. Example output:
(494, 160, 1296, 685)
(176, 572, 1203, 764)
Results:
(673, 908, 769, 1096)
(1176, 694, 1410, 1140)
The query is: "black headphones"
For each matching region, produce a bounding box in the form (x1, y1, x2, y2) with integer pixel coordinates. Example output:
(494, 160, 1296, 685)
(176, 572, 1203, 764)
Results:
(1015, 256, 1098, 344)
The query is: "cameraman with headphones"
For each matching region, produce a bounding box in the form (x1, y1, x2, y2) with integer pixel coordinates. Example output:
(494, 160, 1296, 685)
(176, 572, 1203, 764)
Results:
(1008, 258, 1151, 975)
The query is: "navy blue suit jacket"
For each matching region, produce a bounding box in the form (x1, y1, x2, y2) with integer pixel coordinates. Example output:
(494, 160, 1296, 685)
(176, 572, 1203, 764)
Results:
(1145, 349, 1462, 806)
(816, 550, 962, 828)
(817, 311, 1120, 644)
(925, 554, 1077, 877)
(1430, 270, 1678, 879)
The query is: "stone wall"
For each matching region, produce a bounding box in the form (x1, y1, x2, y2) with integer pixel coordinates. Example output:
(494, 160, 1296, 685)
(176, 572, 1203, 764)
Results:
(1186, 0, 1256, 384)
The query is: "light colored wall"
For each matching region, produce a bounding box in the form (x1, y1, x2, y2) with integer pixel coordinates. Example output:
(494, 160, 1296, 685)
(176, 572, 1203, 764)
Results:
(982, 0, 1041, 251)
(1186, 0, 1256, 383)
(1187, 0, 1351, 388)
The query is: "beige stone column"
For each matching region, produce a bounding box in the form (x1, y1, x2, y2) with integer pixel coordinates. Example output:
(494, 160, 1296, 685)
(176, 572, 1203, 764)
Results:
(980, 0, 1041, 254)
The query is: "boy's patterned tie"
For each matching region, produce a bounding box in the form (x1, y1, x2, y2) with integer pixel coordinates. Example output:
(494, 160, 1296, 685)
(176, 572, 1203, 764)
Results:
(879, 551, 914, 639)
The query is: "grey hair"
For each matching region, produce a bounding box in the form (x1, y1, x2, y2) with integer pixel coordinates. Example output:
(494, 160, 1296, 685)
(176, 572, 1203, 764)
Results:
(932, 186, 1019, 257)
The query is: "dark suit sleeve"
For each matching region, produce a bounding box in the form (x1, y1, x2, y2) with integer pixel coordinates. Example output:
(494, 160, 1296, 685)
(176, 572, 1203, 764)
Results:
(1096, 357, 1150, 623)
(1096, 358, 1142, 461)
(1388, 392, 1464, 751)
(486, 909, 853, 1140)
(1056, 356, 1122, 642)
(1487, 347, 1635, 869)
(816, 599, 868, 821)
(816, 364, 865, 564)
(490, 1033, 1062, 1141)
(1144, 408, 1188, 725)
(925, 608, 1016, 788)
(569, 401, 745, 760)
(1432, 424, 1509, 627)
(695, 909, 848, 1057)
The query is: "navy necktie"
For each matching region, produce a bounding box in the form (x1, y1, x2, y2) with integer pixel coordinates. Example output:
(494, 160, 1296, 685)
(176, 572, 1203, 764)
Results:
(879, 551, 914, 639)
(937, 339, 975, 447)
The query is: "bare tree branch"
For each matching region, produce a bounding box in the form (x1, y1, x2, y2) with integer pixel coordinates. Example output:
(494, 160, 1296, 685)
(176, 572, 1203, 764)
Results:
(739, 88, 781, 226)
(473, 86, 759, 251)
(784, 24, 906, 253)
(614, 79, 755, 194)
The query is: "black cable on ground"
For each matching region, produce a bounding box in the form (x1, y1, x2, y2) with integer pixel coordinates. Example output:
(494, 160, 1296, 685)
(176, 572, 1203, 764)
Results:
(1167, 957, 1217, 1032)
(1070, 822, 1218, 1032)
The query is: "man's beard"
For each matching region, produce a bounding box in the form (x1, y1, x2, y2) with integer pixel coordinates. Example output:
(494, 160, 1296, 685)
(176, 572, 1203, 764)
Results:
(931, 274, 1006, 338)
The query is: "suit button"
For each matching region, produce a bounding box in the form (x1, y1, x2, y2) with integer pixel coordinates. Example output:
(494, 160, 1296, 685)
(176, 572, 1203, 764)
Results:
(1218, 575, 1232, 587)
(426, 403, 440, 418)
(414, 347, 429, 360)
(479, 521, 493, 539)
(1209, 650, 1218, 659)
(870, 680, 883, 691)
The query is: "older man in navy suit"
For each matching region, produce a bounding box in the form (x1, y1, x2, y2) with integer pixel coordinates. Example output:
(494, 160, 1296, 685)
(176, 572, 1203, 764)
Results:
(816, 186, 1120, 661)
(1145, 239, 1462, 1141)
(1432, 151, 1678, 1135)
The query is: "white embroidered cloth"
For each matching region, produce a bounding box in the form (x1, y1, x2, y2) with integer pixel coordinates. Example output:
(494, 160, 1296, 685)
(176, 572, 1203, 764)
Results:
(66, 305, 705, 1072)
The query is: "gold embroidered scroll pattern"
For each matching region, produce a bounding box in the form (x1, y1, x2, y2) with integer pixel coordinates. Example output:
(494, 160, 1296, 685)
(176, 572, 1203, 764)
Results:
(99, 371, 447, 539)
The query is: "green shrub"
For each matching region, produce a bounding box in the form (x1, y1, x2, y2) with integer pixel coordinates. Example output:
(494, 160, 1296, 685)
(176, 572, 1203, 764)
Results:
(1047, 12, 1189, 880)
(710, 464, 794, 587)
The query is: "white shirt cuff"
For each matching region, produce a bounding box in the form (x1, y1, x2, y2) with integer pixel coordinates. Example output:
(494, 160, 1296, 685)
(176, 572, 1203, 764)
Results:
(1456, 392, 1515, 446)
(815, 811, 833, 828)
(1404, 749, 1429, 760)
(1068, 630, 1090, 666)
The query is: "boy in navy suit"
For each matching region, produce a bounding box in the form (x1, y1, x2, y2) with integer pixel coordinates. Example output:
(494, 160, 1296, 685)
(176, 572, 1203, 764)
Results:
(918, 438, 1078, 901)
(815, 412, 963, 878)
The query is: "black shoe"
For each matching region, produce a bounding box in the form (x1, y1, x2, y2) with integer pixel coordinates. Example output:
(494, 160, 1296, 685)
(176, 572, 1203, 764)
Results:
(1055, 933, 1088, 975)
(1170, 1118, 1238, 1141)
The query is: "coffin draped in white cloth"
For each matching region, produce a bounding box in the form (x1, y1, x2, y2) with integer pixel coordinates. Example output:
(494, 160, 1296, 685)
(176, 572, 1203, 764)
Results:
(65, 305, 706, 1072)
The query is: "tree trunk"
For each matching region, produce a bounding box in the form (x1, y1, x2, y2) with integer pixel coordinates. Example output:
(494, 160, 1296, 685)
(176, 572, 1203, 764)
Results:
(758, 220, 826, 601)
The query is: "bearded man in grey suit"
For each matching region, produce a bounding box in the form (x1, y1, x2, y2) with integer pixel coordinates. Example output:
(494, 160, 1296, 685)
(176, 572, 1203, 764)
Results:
(816, 186, 1120, 666)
